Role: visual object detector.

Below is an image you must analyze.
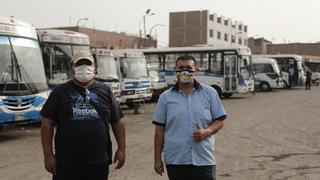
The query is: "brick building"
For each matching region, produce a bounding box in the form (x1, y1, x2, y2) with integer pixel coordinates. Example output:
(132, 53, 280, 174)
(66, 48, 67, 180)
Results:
(53, 26, 157, 49)
(169, 10, 248, 47)
(248, 37, 272, 54)
(267, 43, 320, 56)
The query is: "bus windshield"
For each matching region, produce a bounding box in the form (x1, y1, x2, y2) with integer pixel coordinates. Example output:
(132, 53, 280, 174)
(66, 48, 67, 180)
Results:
(73, 45, 90, 54)
(306, 62, 320, 72)
(0, 36, 48, 95)
(240, 55, 252, 78)
(96, 55, 119, 81)
(121, 57, 148, 79)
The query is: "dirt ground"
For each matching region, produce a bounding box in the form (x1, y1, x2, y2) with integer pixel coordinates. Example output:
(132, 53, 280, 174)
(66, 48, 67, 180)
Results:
(0, 86, 320, 180)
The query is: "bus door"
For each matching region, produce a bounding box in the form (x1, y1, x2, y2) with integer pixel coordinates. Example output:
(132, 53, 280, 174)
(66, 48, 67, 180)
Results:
(223, 54, 237, 92)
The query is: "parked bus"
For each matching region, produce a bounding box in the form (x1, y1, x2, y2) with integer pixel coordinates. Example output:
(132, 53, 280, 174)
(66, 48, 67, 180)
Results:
(0, 17, 50, 129)
(147, 63, 167, 100)
(304, 60, 320, 86)
(111, 50, 152, 112)
(143, 46, 255, 98)
(252, 57, 285, 91)
(37, 29, 90, 88)
(92, 48, 121, 103)
(254, 54, 306, 88)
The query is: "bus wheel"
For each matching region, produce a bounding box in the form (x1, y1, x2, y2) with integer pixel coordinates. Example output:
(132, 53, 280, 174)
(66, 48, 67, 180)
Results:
(222, 93, 233, 98)
(212, 85, 222, 98)
(260, 82, 271, 91)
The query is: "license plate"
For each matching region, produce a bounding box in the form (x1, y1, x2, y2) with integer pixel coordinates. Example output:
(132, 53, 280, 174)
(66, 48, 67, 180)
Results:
(138, 95, 144, 98)
(14, 114, 26, 121)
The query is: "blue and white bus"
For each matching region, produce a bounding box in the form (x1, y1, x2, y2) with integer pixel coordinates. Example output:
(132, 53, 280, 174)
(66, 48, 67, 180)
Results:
(143, 46, 254, 98)
(37, 29, 91, 88)
(0, 17, 49, 129)
(111, 50, 152, 109)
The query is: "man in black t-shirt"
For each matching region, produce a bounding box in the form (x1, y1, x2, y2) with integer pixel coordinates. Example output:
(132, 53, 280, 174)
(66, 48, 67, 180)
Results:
(41, 51, 125, 180)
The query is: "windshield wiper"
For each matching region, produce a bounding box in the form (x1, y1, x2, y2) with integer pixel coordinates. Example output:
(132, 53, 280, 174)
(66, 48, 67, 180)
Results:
(0, 50, 39, 96)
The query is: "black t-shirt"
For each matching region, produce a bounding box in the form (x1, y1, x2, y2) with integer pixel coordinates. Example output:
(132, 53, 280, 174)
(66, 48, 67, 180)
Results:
(40, 80, 123, 164)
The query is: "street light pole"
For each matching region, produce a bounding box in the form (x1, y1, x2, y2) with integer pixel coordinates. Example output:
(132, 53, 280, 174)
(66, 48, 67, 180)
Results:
(143, 13, 155, 37)
(149, 24, 166, 38)
(76, 17, 89, 27)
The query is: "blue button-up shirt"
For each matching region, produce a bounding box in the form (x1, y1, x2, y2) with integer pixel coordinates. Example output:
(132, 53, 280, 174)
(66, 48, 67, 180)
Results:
(153, 82, 227, 166)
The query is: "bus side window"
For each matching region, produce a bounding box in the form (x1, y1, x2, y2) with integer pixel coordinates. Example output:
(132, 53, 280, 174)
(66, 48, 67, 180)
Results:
(209, 52, 222, 75)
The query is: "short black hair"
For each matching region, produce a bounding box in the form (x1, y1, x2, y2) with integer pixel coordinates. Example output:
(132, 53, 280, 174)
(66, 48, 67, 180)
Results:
(175, 55, 197, 67)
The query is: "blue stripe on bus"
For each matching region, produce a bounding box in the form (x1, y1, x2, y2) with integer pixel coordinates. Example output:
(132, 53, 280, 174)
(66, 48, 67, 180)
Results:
(125, 81, 150, 84)
(163, 71, 224, 78)
(125, 85, 150, 89)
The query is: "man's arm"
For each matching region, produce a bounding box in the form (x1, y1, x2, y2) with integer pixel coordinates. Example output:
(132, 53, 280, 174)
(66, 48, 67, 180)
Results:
(41, 118, 56, 175)
(193, 118, 224, 141)
(110, 120, 126, 169)
(154, 125, 165, 176)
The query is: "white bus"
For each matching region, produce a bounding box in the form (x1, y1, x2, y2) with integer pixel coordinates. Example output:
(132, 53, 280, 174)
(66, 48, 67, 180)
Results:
(0, 17, 50, 129)
(254, 54, 306, 88)
(252, 57, 285, 91)
(143, 46, 255, 98)
(37, 29, 91, 88)
(147, 63, 167, 100)
(304, 60, 320, 85)
(111, 50, 152, 110)
(93, 48, 121, 103)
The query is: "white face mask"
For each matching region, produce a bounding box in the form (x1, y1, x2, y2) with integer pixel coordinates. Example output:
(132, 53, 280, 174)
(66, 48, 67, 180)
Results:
(74, 65, 95, 83)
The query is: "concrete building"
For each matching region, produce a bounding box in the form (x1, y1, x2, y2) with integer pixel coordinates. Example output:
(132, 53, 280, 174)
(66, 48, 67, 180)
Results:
(267, 43, 320, 57)
(248, 37, 272, 54)
(169, 10, 248, 47)
(52, 26, 157, 49)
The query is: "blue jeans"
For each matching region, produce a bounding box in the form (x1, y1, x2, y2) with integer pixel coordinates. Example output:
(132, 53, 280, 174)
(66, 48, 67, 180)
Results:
(166, 164, 216, 180)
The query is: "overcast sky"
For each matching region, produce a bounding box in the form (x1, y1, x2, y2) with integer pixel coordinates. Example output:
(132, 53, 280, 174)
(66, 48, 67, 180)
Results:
(1, 0, 320, 47)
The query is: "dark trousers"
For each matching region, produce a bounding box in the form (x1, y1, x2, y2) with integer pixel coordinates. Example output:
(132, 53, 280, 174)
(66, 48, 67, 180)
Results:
(53, 162, 109, 180)
(306, 79, 311, 90)
(166, 164, 216, 180)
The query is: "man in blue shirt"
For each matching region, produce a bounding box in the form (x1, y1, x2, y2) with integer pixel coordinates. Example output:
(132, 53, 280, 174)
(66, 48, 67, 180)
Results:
(153, 55, 227, 180)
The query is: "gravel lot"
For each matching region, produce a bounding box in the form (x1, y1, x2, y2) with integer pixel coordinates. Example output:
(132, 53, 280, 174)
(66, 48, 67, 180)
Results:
(0, 86, 319, 180)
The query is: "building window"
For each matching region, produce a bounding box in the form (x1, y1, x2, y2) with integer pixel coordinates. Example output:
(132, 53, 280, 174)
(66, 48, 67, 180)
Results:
(244, 25, 247, 32)
(239, 25, 242, 31)
(224, 33, 228, 41)
(210, 29, 214, 38)
(209, 14, 214, 21)
(244, 38, 248, 46)
(224, 20, 228, 26)
(217, 17, 221, 23)
(238, 38, 242, 45)
(217, 31, 221, 40)
(232, 35, 236, 43)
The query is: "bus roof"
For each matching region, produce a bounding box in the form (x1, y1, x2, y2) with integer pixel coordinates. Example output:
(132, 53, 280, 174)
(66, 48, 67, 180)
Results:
(0, 16, 37, 39)
(254, 54, 303, 61)
(252, 57, 277, 64)
(143, 46, 251, 55)
(111, 49, 145, 58)
(36, 29, 90, 45)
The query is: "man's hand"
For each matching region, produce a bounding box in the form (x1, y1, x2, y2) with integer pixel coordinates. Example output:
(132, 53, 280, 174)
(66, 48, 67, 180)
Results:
(193, 124, 211, 141)
(44, 155, 56, 175)
(114, 149, 125, 169)
(193, 119, 224, 141)
(154, 158, 164, 176)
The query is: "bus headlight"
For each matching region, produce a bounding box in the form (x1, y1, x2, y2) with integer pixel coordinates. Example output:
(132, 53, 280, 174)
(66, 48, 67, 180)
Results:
(121, 90, 135, 95)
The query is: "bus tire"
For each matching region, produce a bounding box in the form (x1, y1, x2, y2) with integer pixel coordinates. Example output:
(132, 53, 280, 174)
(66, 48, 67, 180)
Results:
(212, 85, 222, 98)
(222, 93, 233, 98)
(260, 82, 271, 91)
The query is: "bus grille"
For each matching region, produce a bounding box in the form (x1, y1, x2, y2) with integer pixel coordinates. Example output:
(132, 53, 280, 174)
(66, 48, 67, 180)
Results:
(2, 96, 35, 111)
